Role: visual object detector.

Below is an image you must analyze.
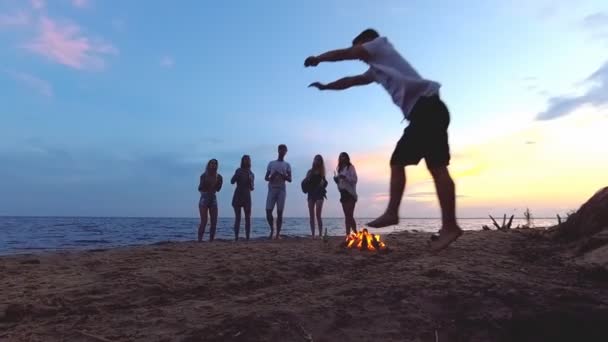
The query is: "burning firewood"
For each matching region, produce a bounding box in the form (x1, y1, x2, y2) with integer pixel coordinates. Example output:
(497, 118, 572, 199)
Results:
(343, 229, 388, 252)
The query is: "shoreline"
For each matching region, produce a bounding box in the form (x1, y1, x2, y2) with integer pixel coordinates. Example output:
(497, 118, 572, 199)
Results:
(2, 229, 607, 341)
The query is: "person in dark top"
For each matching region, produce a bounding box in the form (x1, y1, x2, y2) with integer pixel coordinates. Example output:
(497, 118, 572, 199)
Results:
(302, 154, 328, 239)
(231, 155, 255, 241)
(198, 159, 223, 242)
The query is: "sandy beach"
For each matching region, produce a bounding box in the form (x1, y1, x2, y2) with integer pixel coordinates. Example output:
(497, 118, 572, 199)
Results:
(1, 225, 607, 341)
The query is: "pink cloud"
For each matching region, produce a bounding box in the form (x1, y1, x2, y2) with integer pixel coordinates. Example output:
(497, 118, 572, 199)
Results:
(6, 70, 53, 97)
(71, 0, 89, 8)
(0, 11, 30, 27)
(30, 0, 45, 10)
(24, 17, 118, 70)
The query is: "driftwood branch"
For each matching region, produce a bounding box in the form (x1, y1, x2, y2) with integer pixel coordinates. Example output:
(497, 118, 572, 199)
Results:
(506, 215, 514, 229)
(557, 214, 562, 225)
(488, 214, 515, 230)
(489, 215, 501, 230)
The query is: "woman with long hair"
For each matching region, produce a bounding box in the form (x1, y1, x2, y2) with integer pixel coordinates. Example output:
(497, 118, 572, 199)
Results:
(198, 159, 223, 242)
(334, 152, 358, 235)
(231, 155, 254, 241)
(302, 154, 328, 238)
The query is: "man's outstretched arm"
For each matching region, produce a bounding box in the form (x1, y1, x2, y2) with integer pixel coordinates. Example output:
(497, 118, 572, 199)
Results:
(304, 46, 370, 67)
(309, 73, 374, 91)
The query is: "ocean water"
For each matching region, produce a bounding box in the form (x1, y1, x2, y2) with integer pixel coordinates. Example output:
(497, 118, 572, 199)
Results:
(0, 216, 557, 255)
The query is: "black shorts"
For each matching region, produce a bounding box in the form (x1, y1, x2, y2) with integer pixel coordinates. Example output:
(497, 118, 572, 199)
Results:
(390, 95, 451, 169)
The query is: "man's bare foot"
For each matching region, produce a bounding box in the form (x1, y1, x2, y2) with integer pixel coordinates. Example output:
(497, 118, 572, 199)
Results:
(428, 227, 463, 252)
(367, 212, 399, 228)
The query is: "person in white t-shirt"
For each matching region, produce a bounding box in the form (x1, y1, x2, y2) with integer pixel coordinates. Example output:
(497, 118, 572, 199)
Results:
(265, 144, 292, 239)
(304, 28, 462, 251)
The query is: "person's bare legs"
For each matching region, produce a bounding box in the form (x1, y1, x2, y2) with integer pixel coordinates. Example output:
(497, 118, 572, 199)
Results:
(276, 209, 284, 239)
(342, 200, 356, 235)
(266, 209, 274, 239)
(428, 166, 462, 251)
(209, 206, 218, 242)
(244, 204, 251, 241)
(346, 200, 357, 234)
(233, 206, 241, 241)
(308, 199, 316, 238)
(316, 200, 324, 237)
(367, 165, 404, 228)
(198, 205, 208, 242)
(348, 201, 357, 234)
(341, 202, 350, 235)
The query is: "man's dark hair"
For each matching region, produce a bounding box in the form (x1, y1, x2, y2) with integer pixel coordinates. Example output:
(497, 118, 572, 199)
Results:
(278, 144, 287, 150)
(352, 28, 380, 46)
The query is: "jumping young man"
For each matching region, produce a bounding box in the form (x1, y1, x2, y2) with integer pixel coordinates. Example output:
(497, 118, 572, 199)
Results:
(304, 29, 462, 251)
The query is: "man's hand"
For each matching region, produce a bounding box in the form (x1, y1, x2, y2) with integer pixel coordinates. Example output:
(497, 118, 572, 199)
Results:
(308, 82, 326, 90)
(304, 56, 320, 67)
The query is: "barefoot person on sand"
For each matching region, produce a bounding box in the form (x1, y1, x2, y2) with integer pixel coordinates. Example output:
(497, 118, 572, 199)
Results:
(231, 155, 254, 241)
(265, 144, 292, 239)
(302, 154, 328, 239)
(198, 159, 223, 242)
(305, 29, 462, 251)
(334, 152, 358, 236)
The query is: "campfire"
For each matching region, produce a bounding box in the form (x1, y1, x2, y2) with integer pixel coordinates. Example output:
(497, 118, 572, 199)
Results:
(343, 229, 388, 252)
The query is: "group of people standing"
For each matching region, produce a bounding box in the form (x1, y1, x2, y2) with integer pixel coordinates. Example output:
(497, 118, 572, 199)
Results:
(197, 144, 359, 242)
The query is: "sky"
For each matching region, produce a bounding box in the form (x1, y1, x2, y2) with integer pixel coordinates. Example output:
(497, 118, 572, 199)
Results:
(1, 0, 607, 218)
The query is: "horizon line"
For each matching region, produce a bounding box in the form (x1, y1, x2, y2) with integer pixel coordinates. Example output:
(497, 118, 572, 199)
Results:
(0, 215, 561, 220)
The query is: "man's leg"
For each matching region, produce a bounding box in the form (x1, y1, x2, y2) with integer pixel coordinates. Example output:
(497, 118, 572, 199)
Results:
(368, 121, 420, 228)
(425, 96, 461, 251)
(266, 209, 274, 239)
(275, 189, 286, 239)
(276, 209, 283, 239)
(367, 165, 405, 228)
(428, 166, 462, 251)
(266, 190, 275, 239)
(429, 166, 458, 229)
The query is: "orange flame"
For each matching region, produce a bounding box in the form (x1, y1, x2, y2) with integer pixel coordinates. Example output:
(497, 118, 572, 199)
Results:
(344, 228, 387, 251)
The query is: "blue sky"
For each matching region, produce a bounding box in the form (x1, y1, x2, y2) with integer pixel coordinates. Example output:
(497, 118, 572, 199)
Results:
(1, 0, 607, 218)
